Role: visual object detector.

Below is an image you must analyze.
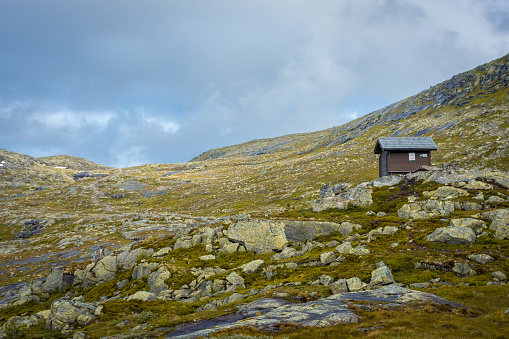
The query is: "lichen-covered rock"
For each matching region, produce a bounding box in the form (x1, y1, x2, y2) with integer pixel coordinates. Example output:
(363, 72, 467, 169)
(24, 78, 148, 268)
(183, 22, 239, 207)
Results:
(335, 242, 353, 254)
(127, 291, 158, 301)
(369, 263, 395, 287)
(423, 186, 469, 199)
(462, 180, 493, 190)
(452, 262, 476, 277)
(467, 253, 494, 264)
(147, 266, 171, 295)
(132, 262, 159, 280)
(398, 200, 455, 219)
(228, 219, 343, 254)
(42, 266, 73, 293)
(117, 248, 154, 270)
(173, 237, 193, 250)
(339, 222, 362, 236)
(152, 246, 172, 258)
(372, 175, 402, 187)
(320, 251, 336, 265)
(241, 259, 265, 274)
(46, 297, 98, 335)
(226, 272, 245, 289)
(426, 226, 476, 244)
(313, 188, 373, 211)
(219, 238, 239, 253)
(450, 218, 487, 230)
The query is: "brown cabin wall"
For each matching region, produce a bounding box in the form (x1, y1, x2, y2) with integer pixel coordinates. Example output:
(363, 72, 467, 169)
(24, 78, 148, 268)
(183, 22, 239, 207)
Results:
(388, 151, 431, 173)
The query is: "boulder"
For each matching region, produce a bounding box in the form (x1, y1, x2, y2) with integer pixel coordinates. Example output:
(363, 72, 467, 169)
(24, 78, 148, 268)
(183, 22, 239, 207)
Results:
(382, 226, 399, 235)
(467, 253, 494, 265)
(452, 262, 476, 277)
(200, 227, 216, 245)
(226, 272, 245, 289)
(200, 254, 216, 260)
(339, 222, 362, 236)
(46, 297, 98, 335)
(313, 188, 373, 212)
(147, 266, 171, 295)
(152, 247, 172, 258)
(450, 218, 487, 230)
(335, 242, 353, 254)
(228, 219, 343, 254)
(42, 267, 73, 293)
(425, 226, 476, 245)
(369, 263, 395, 287)
(219, 238, 239, 253)
(398, 200, 455, 219)
(241, 259, 265, 274)
(423, 186, 469, 199)
(132, 262, 159, 280)
(271, 247, 298, 260)
(117, 248, 154, 270)
(330, 277, 366, 294)
(173, 237, 193, 250)
(462, 180, 493, 190)
(492, 271, 507, 281)
(127, 291, 158, 301)
(372, 175, 402, 187)
(495, 225, 509, 240)
(320, 251, 336, 265)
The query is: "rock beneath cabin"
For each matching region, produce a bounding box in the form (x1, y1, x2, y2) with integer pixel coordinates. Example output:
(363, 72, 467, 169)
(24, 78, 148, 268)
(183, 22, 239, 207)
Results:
(425, 226, 476, 245)
(398, 200, 455, 219)
(313, 187, 373, 212)
(423, 186, 469, 199)
(227, 219, 344, 254)
(372, 175, 402, 187)
(467, 253, 494, 265)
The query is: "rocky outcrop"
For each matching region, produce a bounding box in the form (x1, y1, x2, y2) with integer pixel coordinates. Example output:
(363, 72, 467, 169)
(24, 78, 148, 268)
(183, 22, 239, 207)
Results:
(425, 226, 477, 245)
(398, 200, 455, 219)
(371, 175, 402, 187)
(313, 187, 373, 212)
(227, 219, 345, 254)
(168, 285, 466, 339)
(45, 296, 99, 335)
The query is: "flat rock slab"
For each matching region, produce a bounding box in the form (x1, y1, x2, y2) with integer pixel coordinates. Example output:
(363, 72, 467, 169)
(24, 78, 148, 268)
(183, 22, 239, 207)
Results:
(166, 285, 465, 339)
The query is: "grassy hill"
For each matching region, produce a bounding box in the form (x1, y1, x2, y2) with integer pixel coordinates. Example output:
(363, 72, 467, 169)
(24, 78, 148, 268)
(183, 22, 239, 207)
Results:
(0, 54, 508, 338)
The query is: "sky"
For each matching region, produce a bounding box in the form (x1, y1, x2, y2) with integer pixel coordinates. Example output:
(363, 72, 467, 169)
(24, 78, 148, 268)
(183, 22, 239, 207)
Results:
(0, 0, 508, 167)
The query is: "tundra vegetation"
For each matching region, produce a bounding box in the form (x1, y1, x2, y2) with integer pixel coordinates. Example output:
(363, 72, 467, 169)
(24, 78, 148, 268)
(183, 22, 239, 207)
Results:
(0, 56, 508, 338)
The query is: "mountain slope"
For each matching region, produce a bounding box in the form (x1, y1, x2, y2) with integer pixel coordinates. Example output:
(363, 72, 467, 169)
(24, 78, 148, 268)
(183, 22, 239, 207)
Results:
(193, 53, 509, 169)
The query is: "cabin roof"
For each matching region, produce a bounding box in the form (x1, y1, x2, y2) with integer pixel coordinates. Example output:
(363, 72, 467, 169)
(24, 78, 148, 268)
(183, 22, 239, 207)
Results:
(374, 137, 437, 154)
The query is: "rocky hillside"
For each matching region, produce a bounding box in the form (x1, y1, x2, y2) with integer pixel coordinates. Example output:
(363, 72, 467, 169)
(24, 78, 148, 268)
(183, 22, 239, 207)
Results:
(0, 55, 508, 338)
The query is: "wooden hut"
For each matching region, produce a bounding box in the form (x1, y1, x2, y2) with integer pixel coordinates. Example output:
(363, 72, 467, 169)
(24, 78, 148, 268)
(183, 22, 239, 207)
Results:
(374, 137, 437, 177)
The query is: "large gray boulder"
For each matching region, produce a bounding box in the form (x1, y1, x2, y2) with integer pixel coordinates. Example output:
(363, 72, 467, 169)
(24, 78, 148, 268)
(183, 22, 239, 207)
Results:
(42, 267, 73, 293)
(127, 291, 158, 301)
(450, 218, 486, 230)
(425, 226, 476, 245)
(369, 262, 395, 287)
(240, 259, 265, 274)
(398, 200, 455, 219)
(45, 296, 98, 335)
(132, 262, 159, 280)
(313, 188, 373, 212)
(372, 175, 402, 187)
(117, 248, 154, 270)
(228, 219, 343, 254)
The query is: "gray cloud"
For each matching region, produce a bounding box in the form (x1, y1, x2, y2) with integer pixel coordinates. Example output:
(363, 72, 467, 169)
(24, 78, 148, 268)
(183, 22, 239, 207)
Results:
(0, 0, 508, 167)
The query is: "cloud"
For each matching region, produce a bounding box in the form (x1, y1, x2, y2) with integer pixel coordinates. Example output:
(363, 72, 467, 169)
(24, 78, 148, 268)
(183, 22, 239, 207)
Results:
(0, 0, 508, 166)
(28, 110, 115, 130)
